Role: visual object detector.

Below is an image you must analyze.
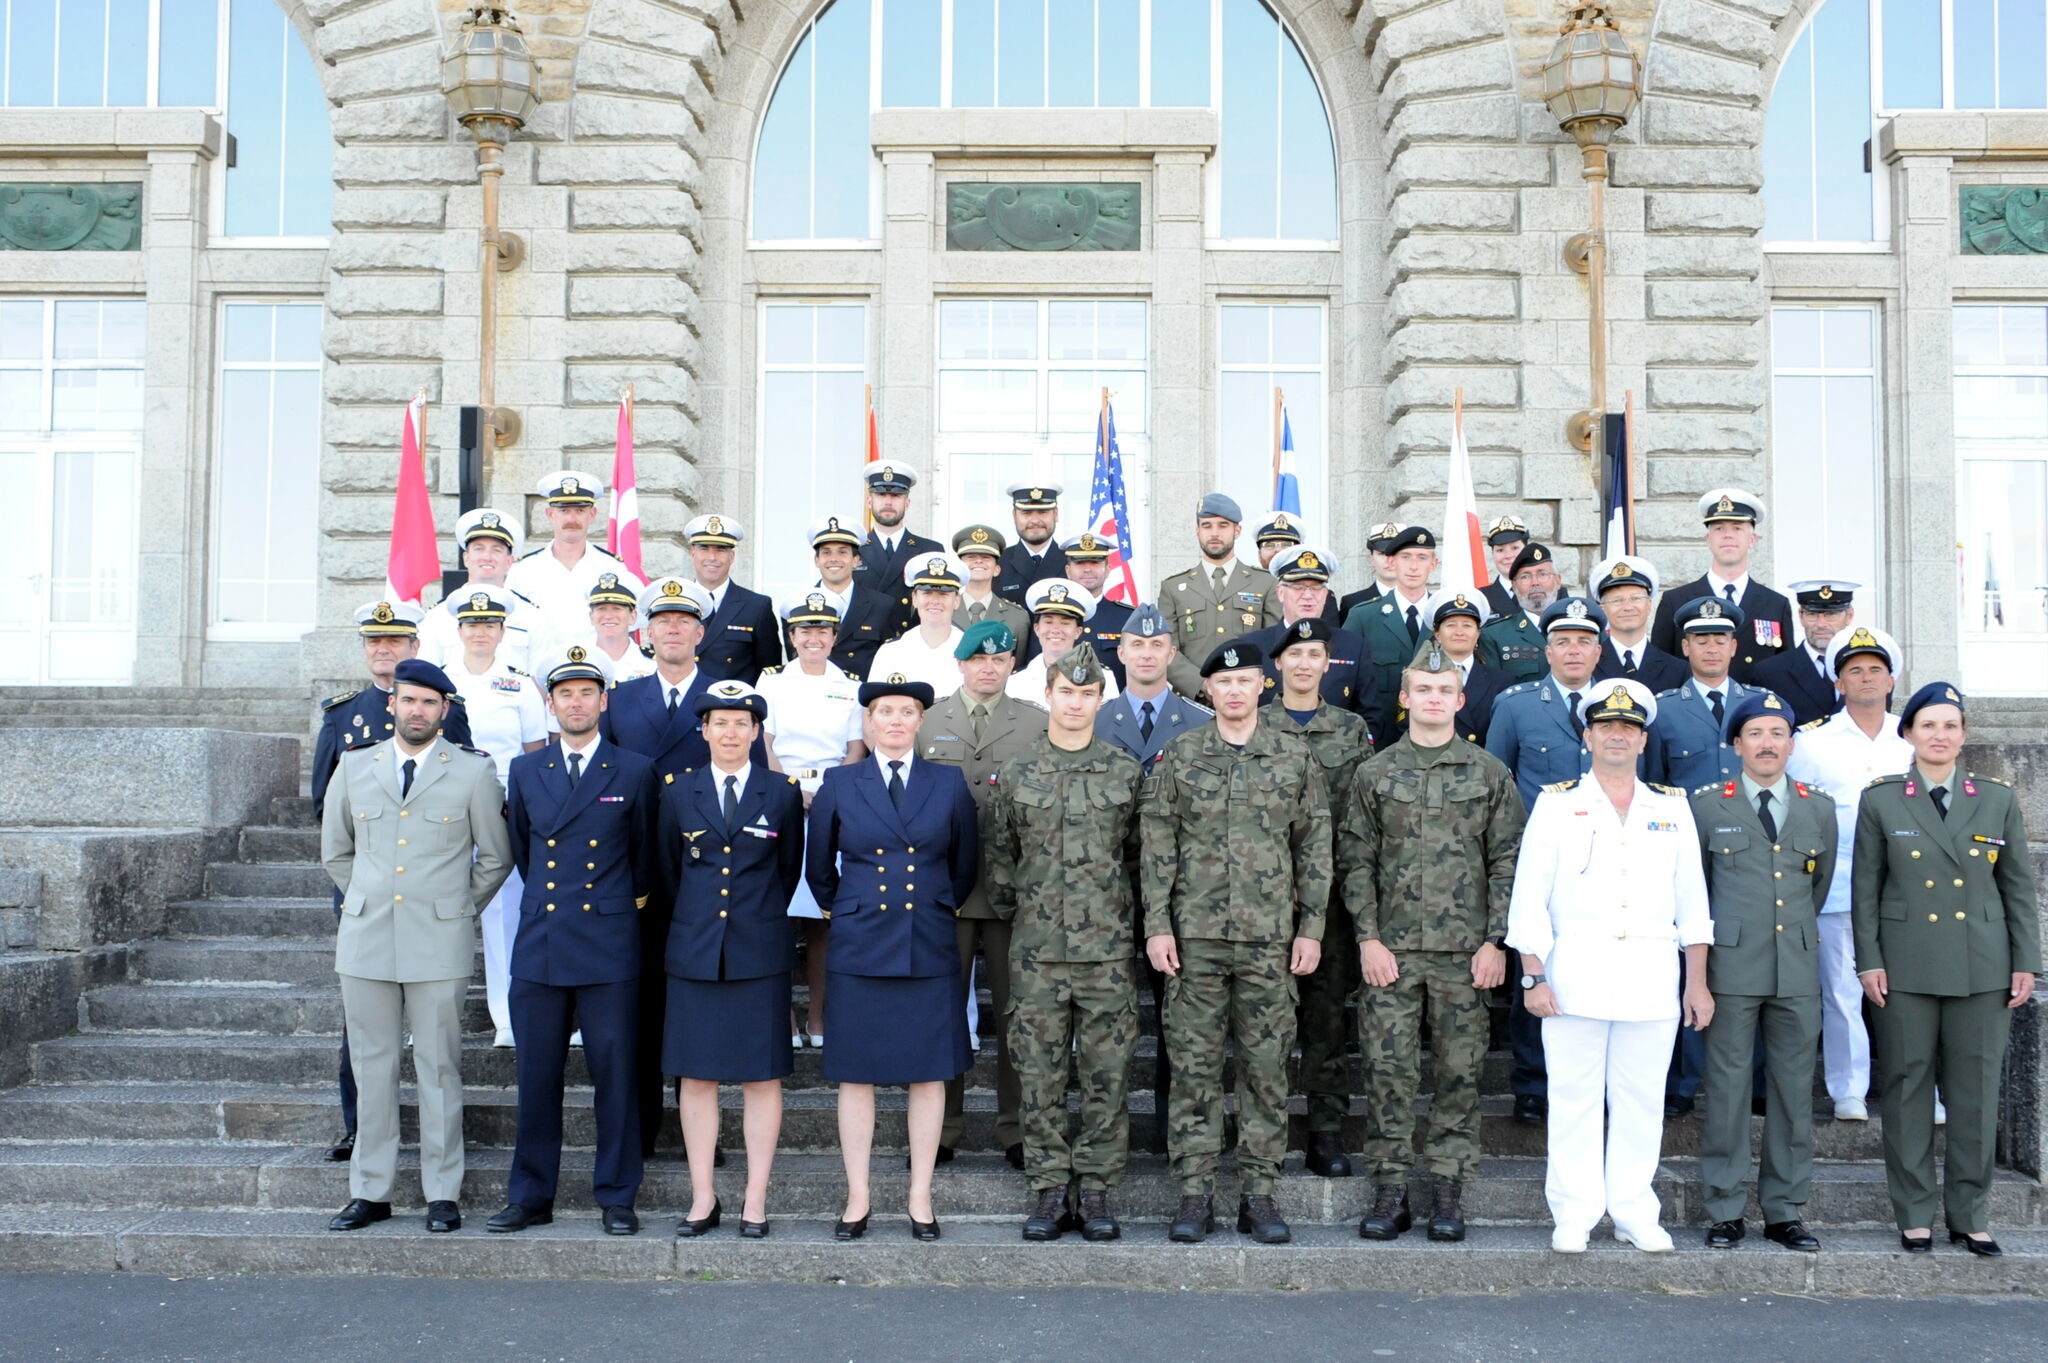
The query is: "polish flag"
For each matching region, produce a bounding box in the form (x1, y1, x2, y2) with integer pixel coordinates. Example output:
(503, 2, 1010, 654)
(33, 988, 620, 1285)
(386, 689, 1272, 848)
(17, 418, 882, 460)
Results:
(1439, 391, 1487, 598)
(385, 392, 440, 604)
(608, 386, 643, 578)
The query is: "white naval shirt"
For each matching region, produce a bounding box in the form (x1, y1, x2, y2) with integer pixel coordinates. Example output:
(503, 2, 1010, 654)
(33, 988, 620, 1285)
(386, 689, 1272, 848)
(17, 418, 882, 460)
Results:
(504, 543, 645, 648)
(868, 627, 966, 696)
(1505, 776, 1712, 1021)
(1784, 708, 1914, 915)
(448, 656, 548, 788)
(417, 586, 551, 677)
(1005, 652, 1121, 703)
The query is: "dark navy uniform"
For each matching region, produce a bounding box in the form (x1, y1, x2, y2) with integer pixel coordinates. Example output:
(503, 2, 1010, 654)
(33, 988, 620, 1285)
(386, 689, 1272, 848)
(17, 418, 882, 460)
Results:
(856, 529, 945, 639)
(997, 540, 1066, 607)
(601, 670, 768, 782)
(1750, 644, 1839, 728)
(697, 582, 784, 685)
(827, 583, 897, 679)
(1651, 579, 1794, 685)
(1249, 619, 1368, 719)
(1596, 637, 1689, 694)
(503, 737, 661, 1216)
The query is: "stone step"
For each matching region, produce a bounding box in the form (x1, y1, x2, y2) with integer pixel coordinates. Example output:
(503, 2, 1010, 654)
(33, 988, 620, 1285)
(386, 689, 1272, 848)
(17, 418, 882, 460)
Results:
(127, 940, 345, 988)
(80, 985, 493, 1036)
(273, 796, 315, 827)
(236, 827, 323, 863)
(166, 899, 335, 939)
(203, 863, 336, 899)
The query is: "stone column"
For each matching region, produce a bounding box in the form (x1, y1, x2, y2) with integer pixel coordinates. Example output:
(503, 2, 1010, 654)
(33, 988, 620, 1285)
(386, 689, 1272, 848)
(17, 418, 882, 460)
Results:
(879, 150, 937, 497)
(1888, 149, 1960, 683)
(1148, 149, 1206, 591)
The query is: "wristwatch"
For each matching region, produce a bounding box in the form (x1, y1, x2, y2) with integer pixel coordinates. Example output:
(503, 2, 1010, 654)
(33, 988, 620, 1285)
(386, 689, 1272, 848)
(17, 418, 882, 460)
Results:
(1519, 973, 1546, 990)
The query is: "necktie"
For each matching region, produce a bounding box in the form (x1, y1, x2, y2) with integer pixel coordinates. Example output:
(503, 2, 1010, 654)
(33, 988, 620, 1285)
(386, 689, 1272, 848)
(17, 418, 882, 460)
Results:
(969, 601, 985, 624)
(667, 686, 679, 716)
(969, 702, 987, 745)
(1211, 566, 1228, 592)
(1622, 648, 1636, 672)
(1566, 691, 1582, 736)
(1757, 788, 1778, 841)
(1931, 785, 1949, 820)
(1405, 605, 1420, 644)
(1814, 651, 1827, 679)
(887, 760, 906, 810)
(1709, 689, 1725, 728)
(722, 773, 740, 829)
(401, 757, 416, 798)
(567, 751, 582, 788)
(1723, 583, 1737, 606)
(1140, 700, 1156, 743)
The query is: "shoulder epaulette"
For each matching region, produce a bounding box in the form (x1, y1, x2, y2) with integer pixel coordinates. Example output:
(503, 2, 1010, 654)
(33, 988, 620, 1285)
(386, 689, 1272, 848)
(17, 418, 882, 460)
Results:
(1693, 782, 1725, 796)
(664, 772, 675, 784)
(1654, 686, 1685, 699)
(447, 692, 467, 706)
(1799, 716, 1828, 731)
(505, 665, 528, 677)
(1649, 783, 1684, 796)
(459, 744, 490, 758)
(760, 665, 781, 676)
(1014, 697, 1049, 713)
(1971, 772, 2012, 788)
(1184, 698, 1215, 715)
(1541, 778, 1579, 793)
(1866, 773, 1904, 789)
(1501, 682, 1537, 698)
(590, 544, 623, 561)
(639, 644, 656, 659)
(1793, 780, 1810, 797)
(787, 774, 799, 785)
(508, 586, 539, 606)
(321, 690, 361, 711)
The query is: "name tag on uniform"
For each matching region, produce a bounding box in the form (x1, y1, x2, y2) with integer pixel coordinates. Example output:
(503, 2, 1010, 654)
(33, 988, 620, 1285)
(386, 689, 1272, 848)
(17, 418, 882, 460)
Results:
(1713, 826, 1744, 834)
(1891, 828, 1918, 837)
(744, 819, 777, 839)
(1236, 592, 1261, 604)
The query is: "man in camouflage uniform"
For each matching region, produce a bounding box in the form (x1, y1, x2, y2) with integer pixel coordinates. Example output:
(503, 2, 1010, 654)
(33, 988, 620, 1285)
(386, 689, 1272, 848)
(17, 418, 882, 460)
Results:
(1338, 644, 1525, 1242)
(1257, 616, 1373, 1179)
(1141, 638, 1332, 1245)
(986, 643, 1146, 1242)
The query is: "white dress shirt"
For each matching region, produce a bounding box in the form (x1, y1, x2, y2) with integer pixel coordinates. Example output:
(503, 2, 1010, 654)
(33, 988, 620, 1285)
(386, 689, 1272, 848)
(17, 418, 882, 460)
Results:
(1785, 709, 1914, 915)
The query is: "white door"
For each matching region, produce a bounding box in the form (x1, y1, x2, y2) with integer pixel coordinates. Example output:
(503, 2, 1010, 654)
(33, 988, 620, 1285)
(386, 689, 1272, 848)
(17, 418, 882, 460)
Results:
(0, 444, 139, 685)
(1956, 452, 2048, 693)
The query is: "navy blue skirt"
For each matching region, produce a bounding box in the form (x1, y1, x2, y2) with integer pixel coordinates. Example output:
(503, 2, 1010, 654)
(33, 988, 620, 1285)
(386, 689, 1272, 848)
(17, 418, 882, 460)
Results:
(662, 973, 793, 1083)
(821, 971, 971, 1085)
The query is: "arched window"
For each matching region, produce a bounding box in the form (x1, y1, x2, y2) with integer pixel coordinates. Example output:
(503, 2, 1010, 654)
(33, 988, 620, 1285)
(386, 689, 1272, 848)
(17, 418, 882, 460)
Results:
(752, 0, 1337, 243)
(1764, 0, 2048, 243)
(0, 0, 332, 237)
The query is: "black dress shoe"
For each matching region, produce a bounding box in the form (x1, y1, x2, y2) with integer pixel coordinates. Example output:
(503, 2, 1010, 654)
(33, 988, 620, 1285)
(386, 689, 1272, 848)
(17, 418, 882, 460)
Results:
(910, 1215, 941, 1241)
(327, 1198, 391, 1231)
(601, 1206, 639, 1236)
(486, 1203, 553, 1234)
(1168, 1194, 1215, 1243)
(1899, 1232, 1933, 1253)
(1236, 1194, 1291, 1244)
(1077, 1188, 1120, 1242)
(1022, 1187, 1072, 1241)
(1764, 1220, 1819, 1252)
(1358, 1184, 1411, 1241)
(1513, 1094, 1545, 1127)
(674, 1201, 721, 1238)
(1949, 1230, 2003, 1258)
(1751, 1095, 1769, 1117)
(323, 1132, 356, 1163)
(1705, 1219, 1745, 1249)
(739, 1219, 770, 1239)
(1663, 1094, 1695, 1118)
(1005, 1143, 1026, 1171)
(426, 1200, 461, 1233)
(833, 1212, 870, 1241)
(1305, 1132, 1352, 1179)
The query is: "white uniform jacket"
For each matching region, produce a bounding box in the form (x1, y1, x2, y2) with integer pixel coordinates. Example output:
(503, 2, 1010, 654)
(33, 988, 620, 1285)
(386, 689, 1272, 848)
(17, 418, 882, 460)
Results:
(1784, 708, 1912, 916)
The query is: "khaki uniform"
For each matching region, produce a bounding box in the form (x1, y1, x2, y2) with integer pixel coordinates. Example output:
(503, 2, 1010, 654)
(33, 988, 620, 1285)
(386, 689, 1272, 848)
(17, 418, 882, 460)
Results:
(1157, 561, 1283, 697)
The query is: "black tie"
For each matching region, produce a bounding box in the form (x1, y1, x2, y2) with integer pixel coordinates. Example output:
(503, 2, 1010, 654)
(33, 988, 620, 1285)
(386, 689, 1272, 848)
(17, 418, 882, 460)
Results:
(1709, 690, 1725, 728)
(667, 686, 679, 716)
(1757, 788, 1778, 841)
(1139, 700, 1156, 744)
(1566, 691, 1582, 736)
(723, 774, 740, 829)
(888, 760, 906, 810)
(1723, 583, 1738, 609)
(1931, 786, 1949, 821)
(567, 751, 583, 788)
(401, 758, 416, 798)
(1622, 649, 1636, 672)
(1406, 605, 1420, 644)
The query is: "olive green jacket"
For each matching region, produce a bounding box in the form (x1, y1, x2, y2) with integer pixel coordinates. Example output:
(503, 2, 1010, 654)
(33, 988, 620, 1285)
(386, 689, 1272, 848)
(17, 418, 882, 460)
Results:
(1691, 777, 1836, 998)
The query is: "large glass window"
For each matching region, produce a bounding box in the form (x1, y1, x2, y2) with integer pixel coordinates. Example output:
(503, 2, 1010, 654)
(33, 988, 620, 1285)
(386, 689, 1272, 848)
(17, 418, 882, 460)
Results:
(0, 298, 145, 433)
(756, 302, 870, 605)
(212, 302, 321, 631)
(223, 0, 334, 237)
(753, 0, 1337, 243)
(1217, 301, 1323, 537)
(1954, 304, 2048, 691)
(1769, 306, 1883, 624)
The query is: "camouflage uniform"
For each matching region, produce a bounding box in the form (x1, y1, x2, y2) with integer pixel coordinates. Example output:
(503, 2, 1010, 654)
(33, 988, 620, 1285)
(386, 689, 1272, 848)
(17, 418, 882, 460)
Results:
(986, 735, 1146, 1191)
(1139, 722, 1332, 1195)
(1256, 699, 1372, 1136)
(1337, 731, 1524, 1183)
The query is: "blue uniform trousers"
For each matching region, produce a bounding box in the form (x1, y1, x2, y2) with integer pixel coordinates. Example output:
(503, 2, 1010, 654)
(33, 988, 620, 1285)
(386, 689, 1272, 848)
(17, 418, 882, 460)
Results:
(508, 976, 643, 1211)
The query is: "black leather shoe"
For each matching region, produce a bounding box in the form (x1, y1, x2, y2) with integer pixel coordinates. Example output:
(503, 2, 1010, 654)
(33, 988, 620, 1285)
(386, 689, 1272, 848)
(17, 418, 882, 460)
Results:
(1513, 1094, 1545, 1127)
(1751, 1095, 1769, 1117)
(1022, 1186, 1072, 1241)
(1706, 1219, 1745, 1249)
(1077, 1188, 1120, 1242)
(1663, 1094, 1695, 1118)
(1900, 1232, 1933, 1253)
(323, 1132, 355, 1163)
(910, 1216, 941, 1241)
(1236, 1194, 1291, 1244)
(327, 1198, 390, 1231)
(601, 1206, 639, 1237)
(1426, 1178, 1466, 1242)
(425, 1200, 461, 1233)
(485, 1203, 552, 1234)
(1168, 1194, 1215, 1243)
(833, 1212, 870, 1241)
(1950, 1230, 2003, 1258)
(1005, 1143, 1026, 1171)
(1764, 1220, 1819, 1252)
(739, 1219, 770, 1239)
(1358, 1184, 1411, 1241)
(674, 1201, 721, 1238)
(1305, 1132, 1352, 1179)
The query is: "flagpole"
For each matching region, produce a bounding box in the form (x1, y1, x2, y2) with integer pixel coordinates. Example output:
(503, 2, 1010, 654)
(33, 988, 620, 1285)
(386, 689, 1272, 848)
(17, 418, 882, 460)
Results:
(863, 383, 874, 530)
(1623, 388, 1637, 555)
(1270, 387, 1284, 507)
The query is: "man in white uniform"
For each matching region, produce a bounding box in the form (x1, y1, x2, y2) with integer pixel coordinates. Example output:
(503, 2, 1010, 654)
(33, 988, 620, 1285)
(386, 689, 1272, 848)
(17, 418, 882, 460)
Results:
(1783, 624, 1911, 1120)
(419, 508, 551, 674)
(1007, 579, 1121, 702)
(1507, 678, 1713, 1254)
(505, 471, 645, 648)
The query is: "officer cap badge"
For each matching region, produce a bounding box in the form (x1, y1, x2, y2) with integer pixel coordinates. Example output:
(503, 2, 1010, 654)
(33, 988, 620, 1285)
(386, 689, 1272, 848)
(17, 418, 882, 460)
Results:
(806, 592, 827, 611)
(1300, 551, 1320, 571)
(598, 573, 619, 589)
(1222, 648, 1240, 668)
(1945, 686, 1960, 701)
(1764, 694, 1782, 709)
(563, 476, 580, 494)
(1611, 688, 1635, 711)
(976, 634, 1002, 655)
(1715, 494, 1733, 514)
(1030, 488, 1044, 500)
(887, 672, 908, 684)
(707, 516, 724, 535)
(880, 465, 896, 481)
(1080, 533, 1098, 551)
(927, 556, 946, 575)
(1848, 627, 1877, 648)
(372, 602, 395, 624)
(826, 516, 841, 532)
(1274, 513, 1291, 529)
(1426, 648, 1446, 670)
(481, 511, 501, 528)
(1613, 562, 1632, 579)
(1565, 601, 1588, 619)
(469, 592, 489, 611)
(711, 680, 747, 697)
(972, 527, 989, 543)
(1453, 593, 1470, 608)
(661, 580, 683, 598)
(1818, 584, 1834, 600)
(1701, 600, 1722, 618)
(1049, 583, 1069, 601)
(568, 646, 588, 663)
(1296, 620, 1314, 639)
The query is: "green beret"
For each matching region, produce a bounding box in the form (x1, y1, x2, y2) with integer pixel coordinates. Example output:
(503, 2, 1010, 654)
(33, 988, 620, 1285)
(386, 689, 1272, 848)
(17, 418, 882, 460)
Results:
(955, 619, 1017, 659)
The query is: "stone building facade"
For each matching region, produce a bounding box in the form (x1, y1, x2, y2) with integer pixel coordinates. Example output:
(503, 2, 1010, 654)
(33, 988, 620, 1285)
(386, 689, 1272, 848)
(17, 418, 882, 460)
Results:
(1, 0, 2044, 696)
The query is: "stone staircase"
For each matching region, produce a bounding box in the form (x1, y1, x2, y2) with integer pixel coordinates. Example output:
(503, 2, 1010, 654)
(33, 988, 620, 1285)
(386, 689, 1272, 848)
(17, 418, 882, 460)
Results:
(1, 793, 2044, 1292)
(0, 688, 318, 781)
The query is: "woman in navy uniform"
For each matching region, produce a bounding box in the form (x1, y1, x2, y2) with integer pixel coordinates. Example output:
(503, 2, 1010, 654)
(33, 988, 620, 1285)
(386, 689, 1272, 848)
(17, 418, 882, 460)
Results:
(805, 674, 981, 1241)
(656, 680, 806, 1238)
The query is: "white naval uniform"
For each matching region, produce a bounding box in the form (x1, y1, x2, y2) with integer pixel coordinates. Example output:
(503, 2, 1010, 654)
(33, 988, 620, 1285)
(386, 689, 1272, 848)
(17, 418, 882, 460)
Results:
(503, 544, 645, 650)
(1004, 652, 1121, 704)
(449, 657, 549, 1037)
(757, 662, 866, 918)
(417, 586, 551, 677)
(867, 626, 966, 696)
(1785, 708, 1913, 1105)
(1506, 776, 1713, 1242)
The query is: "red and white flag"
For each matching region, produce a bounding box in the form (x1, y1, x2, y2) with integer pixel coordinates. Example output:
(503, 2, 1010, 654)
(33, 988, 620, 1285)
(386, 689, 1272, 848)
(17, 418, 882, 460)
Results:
(608, 386, 643, 578)
(1439, 391, 1487, 599)
(385, 392, 440, 604)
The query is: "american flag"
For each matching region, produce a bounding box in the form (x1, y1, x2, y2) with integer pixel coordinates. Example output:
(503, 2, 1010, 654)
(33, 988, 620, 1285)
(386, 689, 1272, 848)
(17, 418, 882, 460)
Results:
(1088, 394, 1139, 606)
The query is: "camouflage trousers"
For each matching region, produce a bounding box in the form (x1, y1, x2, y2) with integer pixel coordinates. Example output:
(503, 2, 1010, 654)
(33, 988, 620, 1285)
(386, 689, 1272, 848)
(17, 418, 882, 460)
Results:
(1296, 899, 1358, 1133)
(1358, 949, 1487, 1183)
(1006, 958, 1140, 1191)
(1164, 937, 1298, 1195)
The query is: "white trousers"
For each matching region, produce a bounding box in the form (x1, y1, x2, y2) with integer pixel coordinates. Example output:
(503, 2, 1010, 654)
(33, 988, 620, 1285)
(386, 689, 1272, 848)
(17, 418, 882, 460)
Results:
(481, 867, 522, 1035)
(1815, 913, 1870, 1104)
(1542, 1013, 1676, 1238)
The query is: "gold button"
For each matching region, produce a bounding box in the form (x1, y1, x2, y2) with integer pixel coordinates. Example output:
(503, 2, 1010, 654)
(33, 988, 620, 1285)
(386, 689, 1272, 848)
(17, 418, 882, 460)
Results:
(1928, 913, 1938, 922)
(546, 882, 555, 889)
(1773, 871, 1783, 879)
(546, 861, 556, 868)
(720, 888, 729, 896)
(1925, 880, 1935, 888)
(393, 894, 403, 902)
(1773, 844, 1782, 853)
(1775, 899, 1784, 907)
(396, 867, 405, 874)
(906, 847, 915, 854)
(584, 903, 592, 910)
(906, 865, 916, 873)
(906, 883, 915, 892)
(876, 848, 884, 855)
(587, 863, 596, 870)
(721, 868, 729, 875)
(1910, 850, 1921, 859)
(1970, 848, 1981, 857)
(547, 904, 556, 911)
(719, 910, 728, 918)
(399, 810, 409, 818)
(1954, 878, 1964, 887)
(880, 904, 888, 911)
(1776, 924, 1784, 932)
(397, 839, 407, 847)
(723, 846, 731, 854)
(548, 839, 557, 847)
(1956, 911, 1967, 920)
(880, 886, 888, 892)
(589, 839, 598, 847)
(585, 884, 594, 890)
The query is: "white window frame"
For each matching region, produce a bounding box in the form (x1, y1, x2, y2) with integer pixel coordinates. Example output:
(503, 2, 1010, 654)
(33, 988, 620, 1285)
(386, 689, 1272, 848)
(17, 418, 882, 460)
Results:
(1215, 297, 1328, 528)
(0, 297, 147, 434)
(752, 297, 872, 605)
(1952, 302, 2048, 691)
(207, 0, 332, 248)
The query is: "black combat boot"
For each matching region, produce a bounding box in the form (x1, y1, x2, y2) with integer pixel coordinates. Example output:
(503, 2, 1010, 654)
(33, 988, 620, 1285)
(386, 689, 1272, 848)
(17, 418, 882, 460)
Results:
(1077, 1188, 1121, 1242)
(1236, 1194, 1291, 1244)
(1304, 1131, 1353, 1178)
(1168, 1194, 1215, 1243)
(1427, 1177, 1466, 1242)
(1022, 1186, 1071, 1242)
(1358, 1183, 1412, 1240)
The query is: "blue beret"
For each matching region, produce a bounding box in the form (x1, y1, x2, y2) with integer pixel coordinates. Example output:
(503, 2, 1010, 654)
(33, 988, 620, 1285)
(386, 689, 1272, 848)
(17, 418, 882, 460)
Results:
(859, 674, 935, 708)
(1897, 681, 1965, 736)
(1722, 689, 1792, 742)
(392, 658, 457, 696)
(1197, 492, 1242, 523)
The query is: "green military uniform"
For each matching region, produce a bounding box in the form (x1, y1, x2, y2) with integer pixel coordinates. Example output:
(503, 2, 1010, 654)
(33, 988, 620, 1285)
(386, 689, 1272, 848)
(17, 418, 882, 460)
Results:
(986, 735, 1146, 1191)
(1691, 772, 1836, 1226)
(1139, 721, 1332, 1195)
(1477, 610, 1546, 683)
(1157, 561, 1283, 697)
(1339, 589, 1433, 738)
(922, 685, 1050, 1153)
(953, 594, 1030, 658)
(1256, 699, 1372, 1139)
(1853, 766, 2041, 1234)
(1336, 731, 1522, 1185)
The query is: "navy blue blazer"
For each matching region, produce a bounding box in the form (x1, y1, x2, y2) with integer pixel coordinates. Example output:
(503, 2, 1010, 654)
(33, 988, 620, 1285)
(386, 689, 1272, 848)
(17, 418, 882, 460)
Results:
(1749, 645, 1840, 728)
(1650, 577, 1795, 684)
(697, 582, 784, 685)
(804, 758, 980, 979)
(996, 542, 1066, 608)
(855, 530, 945, 639)
(827, 583, 897, 679)
(600, 670, 768, 782)
(504, 741, 660, 987)
(654, 763, 805, 982)
(313, 684, 472, 820)
(1596, 637, 1690, 694)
